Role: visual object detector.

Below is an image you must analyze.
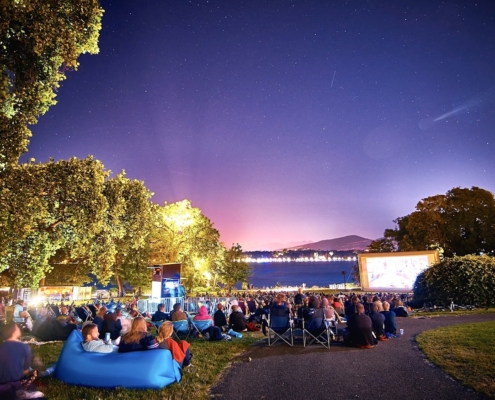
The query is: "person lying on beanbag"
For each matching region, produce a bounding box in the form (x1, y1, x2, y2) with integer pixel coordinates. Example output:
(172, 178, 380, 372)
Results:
(81, 323, 113, 353)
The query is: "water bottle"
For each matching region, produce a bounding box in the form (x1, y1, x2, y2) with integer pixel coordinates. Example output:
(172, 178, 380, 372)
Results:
(105, 332, 111, 343)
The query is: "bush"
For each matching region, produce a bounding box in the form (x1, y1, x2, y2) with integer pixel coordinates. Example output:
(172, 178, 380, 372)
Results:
(413, 255, 495, 307)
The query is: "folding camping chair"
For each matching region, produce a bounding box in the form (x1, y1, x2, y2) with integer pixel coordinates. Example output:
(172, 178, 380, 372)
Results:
(152, 319, 167, 329)
(188, 319, 213, 339)
(267, 308, 293, 347)
(86, 304, 97, 319)
(325, 318, 339, 338)
(302, 316, 334, 349)
(75, 306, 93, 322)
(171, 319, 190, 341)
(48, 304, 60, 318)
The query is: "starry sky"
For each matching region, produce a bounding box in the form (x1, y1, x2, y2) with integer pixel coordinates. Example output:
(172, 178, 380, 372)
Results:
(20, 1, 495, 251)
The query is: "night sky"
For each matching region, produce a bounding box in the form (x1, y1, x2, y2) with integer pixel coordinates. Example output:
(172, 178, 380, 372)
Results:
(20, 1, 495, 250)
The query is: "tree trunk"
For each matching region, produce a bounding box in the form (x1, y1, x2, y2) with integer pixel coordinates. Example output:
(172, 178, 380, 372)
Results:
(115, 274, 124, 297)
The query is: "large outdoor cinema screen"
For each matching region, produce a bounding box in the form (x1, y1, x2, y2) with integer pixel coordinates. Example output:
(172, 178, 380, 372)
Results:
(358, 250, 440, 292)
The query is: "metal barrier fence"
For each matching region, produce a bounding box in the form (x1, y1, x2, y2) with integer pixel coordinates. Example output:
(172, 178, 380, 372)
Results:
(137, 297, 184, 314)
(137, 296, 238, 315)
(184, 297, 235, 314)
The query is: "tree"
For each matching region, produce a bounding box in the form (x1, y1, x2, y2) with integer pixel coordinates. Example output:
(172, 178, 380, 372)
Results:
(215, 244, 251, 292)
(366, 228, 398, 253)
(0, 156, 110, 288)
(102, 173, 154, 296)
(44, 249, 91, 286)
(150, 200, 223, 291)
(0, 0, 103, 167)
(380, 187, 495, 257)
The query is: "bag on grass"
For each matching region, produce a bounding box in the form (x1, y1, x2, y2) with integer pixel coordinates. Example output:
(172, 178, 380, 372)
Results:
(246, 322, 259, 332)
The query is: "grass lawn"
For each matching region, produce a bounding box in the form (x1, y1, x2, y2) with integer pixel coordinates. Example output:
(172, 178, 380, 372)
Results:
(30, 332, 263, 400)
(411, 308, 495, 318)
(416, 321, 495, 398)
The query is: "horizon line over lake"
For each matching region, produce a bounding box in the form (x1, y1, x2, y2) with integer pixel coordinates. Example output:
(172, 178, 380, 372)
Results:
(242, 260, 355, 289)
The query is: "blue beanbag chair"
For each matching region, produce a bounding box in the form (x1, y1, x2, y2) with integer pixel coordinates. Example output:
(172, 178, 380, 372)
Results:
(54, 330, 182, 389)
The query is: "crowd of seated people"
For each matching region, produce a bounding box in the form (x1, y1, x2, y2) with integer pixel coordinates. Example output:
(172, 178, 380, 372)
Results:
(0, 287, 409, 398)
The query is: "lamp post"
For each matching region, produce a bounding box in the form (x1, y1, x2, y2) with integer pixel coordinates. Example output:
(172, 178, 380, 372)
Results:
(341, 270, 347, 291)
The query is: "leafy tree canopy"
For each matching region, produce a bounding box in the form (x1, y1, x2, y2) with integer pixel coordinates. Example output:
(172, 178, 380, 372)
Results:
(0, 156, 109, 288)
(371, 187, 495, 257)
(0, 0, 103, 167)
(102, 172, 154, 296)
(213, 243, 252, 291)
(150, 200, 224, 291)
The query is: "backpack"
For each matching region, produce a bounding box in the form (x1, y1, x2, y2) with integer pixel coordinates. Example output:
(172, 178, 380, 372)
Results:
(394, 306, 408, 317)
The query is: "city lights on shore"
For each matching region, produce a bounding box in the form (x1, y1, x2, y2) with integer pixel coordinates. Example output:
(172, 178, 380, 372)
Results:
(244, 256, 357, 263)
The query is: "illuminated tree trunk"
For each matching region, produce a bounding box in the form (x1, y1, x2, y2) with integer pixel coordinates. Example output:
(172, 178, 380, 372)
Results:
(115, 273, 125, 297)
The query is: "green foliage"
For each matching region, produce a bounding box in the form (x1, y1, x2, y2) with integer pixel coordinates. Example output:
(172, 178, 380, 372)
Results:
(366, 229, 398, 253)
(413, 255, 495, 307)
(382, 187, 495, 257)
(151, 200, 224, 291)
(0, 157, 109, 288)
(0, 0, 103, 166)
(102, 173, 154, 295)
(214, 243, 252, 291)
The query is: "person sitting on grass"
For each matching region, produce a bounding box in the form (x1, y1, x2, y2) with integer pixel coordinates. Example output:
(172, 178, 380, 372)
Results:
(81, 323, 114, 353)
(381, 301, 397, 335)
(118, 317, 158, 352)
(346, 303, 376, 349)
(156, 322, 192, 368)
(345, 296, 360, 318)
(214, 304, 229, 332)
(229, 305, 247, 332)
(0, 323, 44, 400)
(369, 303, 387, 341)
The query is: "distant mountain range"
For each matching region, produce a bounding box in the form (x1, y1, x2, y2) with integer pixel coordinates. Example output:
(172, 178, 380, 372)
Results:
(283, 235, 373, 251)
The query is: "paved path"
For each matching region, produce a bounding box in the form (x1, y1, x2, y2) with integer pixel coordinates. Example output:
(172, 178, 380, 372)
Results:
(211, 313, 495, 400)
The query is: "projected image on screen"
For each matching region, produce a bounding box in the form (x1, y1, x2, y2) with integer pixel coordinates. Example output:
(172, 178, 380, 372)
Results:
(367, 255, 429, 289)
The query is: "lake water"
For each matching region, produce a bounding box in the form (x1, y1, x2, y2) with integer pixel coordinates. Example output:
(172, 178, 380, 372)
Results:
(245, 261, 355, 288)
